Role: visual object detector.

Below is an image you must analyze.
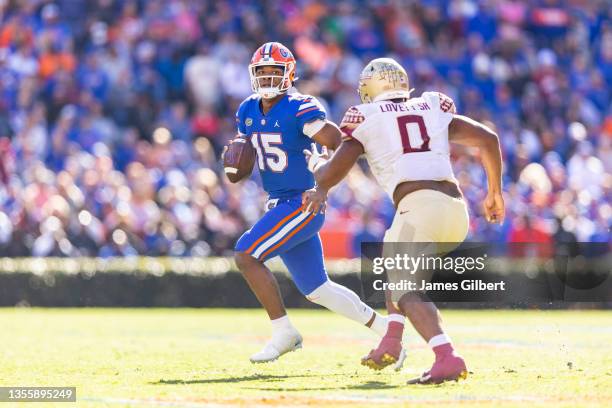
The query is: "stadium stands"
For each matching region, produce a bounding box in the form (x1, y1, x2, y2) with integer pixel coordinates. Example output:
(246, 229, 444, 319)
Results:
(0, 0, 609, 257)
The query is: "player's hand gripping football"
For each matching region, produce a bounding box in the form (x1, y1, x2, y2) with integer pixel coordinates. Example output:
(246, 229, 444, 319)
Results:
(303, 143, 329, 173)
(483, 190, 505, 224)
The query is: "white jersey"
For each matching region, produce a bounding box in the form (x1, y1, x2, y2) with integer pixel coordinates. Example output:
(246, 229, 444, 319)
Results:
(339, 92, 458, 198)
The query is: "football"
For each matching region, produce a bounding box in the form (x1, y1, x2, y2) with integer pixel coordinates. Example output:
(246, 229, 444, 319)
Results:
(223, 136, 256, 183)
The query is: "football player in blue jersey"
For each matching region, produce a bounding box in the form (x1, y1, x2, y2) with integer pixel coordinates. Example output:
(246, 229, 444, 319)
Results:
(228, 42, 395, 364)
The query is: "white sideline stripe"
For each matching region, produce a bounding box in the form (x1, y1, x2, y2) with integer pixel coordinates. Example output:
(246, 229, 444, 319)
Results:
(298, 102, 316, 110)
(81, 394, 549, 407)
(252, 211, 310, 258)
(81, 397, 228, 407)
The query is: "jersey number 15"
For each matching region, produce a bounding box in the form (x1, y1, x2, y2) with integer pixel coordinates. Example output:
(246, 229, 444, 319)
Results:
(251, 133, 288, 172)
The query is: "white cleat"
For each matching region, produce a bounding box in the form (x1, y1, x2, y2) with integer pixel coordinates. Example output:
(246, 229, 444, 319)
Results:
(249, 329, 303, 363)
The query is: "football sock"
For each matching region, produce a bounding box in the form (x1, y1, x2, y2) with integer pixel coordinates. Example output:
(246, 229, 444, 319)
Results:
(428, 333, 454, 358)
(367, 312, 389, 337)
(307, 280, 386, 336)
(385, 313, 405, 338)
(270, 315, 296, 333)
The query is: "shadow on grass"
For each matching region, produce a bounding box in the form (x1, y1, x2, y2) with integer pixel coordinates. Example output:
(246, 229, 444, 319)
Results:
(347, 381, 400, 390)
(244, 380, 400, 392)
(152, 373, 345, 385)
(246, 386, 341, 391)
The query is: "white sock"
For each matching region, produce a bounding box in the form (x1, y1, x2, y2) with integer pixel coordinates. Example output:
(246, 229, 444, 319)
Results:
(306, 280, 385, 335)
(388, 313, 405, 324)
(270, 315, 295, 333)
(428, 333, 451, 348)
(369, 313, 389, 337)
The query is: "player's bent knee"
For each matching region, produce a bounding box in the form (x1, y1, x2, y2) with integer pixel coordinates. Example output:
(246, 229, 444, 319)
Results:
(305, 280, 346, 307)
(234, 251, 260, 272)
(305, 280, 330, 304)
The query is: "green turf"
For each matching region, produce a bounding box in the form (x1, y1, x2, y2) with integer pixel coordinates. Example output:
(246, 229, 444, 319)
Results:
(0, 308, 610, 407)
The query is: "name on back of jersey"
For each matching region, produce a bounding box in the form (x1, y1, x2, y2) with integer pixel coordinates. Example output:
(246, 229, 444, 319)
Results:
(379, 101, 431, 113)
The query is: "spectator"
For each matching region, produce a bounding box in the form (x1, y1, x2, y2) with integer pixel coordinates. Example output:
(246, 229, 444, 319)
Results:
(0, 0, 608, 257)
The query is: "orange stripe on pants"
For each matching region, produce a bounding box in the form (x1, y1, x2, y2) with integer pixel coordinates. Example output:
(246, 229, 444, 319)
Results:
(258, 212, 317, 260)
(244, 206, 303, 255)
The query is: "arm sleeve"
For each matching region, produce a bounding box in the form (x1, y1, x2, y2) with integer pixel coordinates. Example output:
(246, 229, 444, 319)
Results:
(296, 96, 327, 136)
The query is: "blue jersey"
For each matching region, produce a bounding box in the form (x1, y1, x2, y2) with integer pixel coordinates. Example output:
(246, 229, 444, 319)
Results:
(235, 92, 326, 199)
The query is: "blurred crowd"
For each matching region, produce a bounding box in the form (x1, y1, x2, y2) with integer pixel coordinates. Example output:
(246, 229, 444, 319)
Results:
(0, 0, 609, 258)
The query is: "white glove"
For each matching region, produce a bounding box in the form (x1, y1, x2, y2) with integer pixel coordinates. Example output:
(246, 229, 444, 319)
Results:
(303, 143, 329, 173)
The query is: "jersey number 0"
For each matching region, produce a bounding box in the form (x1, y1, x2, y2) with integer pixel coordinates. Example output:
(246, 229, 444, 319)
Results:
(397, 115, 431, 153)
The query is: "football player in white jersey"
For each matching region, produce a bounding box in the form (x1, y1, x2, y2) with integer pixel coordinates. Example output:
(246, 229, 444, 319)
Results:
(303, 58, 504, 384)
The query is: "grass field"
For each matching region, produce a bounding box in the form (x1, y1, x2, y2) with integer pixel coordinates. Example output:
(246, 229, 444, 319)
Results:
(1, 308, 611, 407)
